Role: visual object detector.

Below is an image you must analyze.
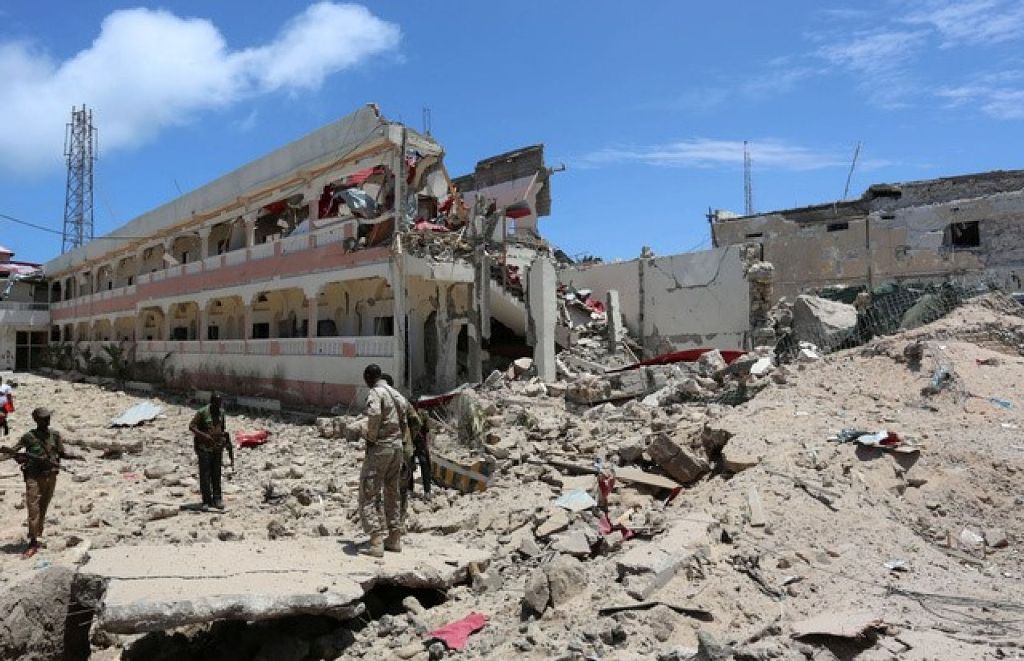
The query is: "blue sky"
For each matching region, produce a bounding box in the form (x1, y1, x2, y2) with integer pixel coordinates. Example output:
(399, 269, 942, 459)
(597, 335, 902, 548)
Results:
(2, 1, 1023, 264)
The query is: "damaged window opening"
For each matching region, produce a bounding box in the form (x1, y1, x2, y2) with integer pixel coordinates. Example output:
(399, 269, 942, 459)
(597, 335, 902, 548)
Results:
(826, 222, 848, 232)
(744, 232, 763, 239)
(373, 316, 394, 335)
(943, 221, 980, 248)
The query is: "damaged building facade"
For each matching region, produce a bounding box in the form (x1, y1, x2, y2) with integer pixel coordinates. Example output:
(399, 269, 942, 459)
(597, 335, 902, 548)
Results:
(44, 105, 561, 405)
(0, 245, 49, 371)
(712, 169, 1024, 300)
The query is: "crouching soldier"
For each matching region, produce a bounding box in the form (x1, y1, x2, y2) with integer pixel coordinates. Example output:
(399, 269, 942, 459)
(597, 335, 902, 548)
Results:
(0, 407, 83, 558)
(189, 393, 234, 511)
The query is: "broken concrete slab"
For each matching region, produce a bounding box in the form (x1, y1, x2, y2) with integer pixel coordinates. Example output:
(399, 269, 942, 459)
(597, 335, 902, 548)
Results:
(551, 530, 592, 557)
(721, 447, 761, 473)
(791, 610, 883, 640)
(535, 509, 570, 537)
(79, 535, 490, 634)
(792, 295, 857, 351)
(614, 467, 681, 491)
(647, 433, 710, 484)
(616, 514, 715, 578)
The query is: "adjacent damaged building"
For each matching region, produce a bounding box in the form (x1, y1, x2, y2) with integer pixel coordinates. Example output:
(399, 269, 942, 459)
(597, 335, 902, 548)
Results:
(0, 245, 48, 371)
(711, 170, 1024, 300)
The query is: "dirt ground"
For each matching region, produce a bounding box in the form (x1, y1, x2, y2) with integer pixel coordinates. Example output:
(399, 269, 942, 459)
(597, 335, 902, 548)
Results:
(1, 296, 1022, 660)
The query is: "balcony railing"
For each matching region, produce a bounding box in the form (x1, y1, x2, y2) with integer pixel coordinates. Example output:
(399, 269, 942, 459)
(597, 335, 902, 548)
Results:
(134, 335, 393, 358)
(56, 216, 366, 305)
(0, 301, 49, 311)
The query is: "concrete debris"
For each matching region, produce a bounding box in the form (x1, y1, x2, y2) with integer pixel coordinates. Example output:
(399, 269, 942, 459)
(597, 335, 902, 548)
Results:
(791, 610, 883, 640)
(0, 566, 79, 661)
(647, 432, 711, 484)
(984, 528, 1009, 549)
(2, 294, 1022, 660)
(792, 295, 859, 352)
(79, 536, 490, 634)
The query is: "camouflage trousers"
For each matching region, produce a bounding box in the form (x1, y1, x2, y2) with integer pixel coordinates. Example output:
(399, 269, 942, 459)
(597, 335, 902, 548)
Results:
(358, 441, 403, 537)
(25, 472, 57, 539)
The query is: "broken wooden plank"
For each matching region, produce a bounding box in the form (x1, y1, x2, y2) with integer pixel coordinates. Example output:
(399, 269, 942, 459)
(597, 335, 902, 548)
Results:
(747, 486, 766, 527)
(615, 467, 681, 490)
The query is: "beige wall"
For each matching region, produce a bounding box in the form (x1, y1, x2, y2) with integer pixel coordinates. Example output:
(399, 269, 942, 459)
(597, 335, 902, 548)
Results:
(714, 189, 1024, 300)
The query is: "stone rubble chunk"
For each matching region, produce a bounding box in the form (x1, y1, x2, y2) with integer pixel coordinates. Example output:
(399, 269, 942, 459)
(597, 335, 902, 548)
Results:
(984, 528, 1008, 549)
(550, 530, 592, 557)
(646, 432, 710, 484)
(546, 554, 586, 607)
(535, 509, 570, 538)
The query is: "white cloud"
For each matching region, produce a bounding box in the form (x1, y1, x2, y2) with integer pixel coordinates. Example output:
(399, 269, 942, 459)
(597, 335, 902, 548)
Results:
(903, 0, 1024, 46)
(0, 3, 400, 175)
(937, 76, 1024, 119)
(815, 29, 928, 108)
(577, 138, 875, 171)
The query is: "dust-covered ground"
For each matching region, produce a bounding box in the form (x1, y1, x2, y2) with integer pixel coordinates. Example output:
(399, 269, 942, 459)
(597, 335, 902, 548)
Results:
(1, 295, 1023, 660)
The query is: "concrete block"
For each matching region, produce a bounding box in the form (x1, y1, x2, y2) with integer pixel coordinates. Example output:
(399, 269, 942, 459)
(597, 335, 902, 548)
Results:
(647, 433, 710, 484)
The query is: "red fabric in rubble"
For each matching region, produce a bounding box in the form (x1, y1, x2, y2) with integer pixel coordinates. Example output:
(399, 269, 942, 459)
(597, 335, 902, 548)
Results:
(608, 347, 747, 373)
(235, 430, 270, 448)
(427, 612, 487, 650)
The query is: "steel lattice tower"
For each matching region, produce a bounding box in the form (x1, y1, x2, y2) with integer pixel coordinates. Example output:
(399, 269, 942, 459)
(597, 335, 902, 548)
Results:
(62, 105, 97, 254)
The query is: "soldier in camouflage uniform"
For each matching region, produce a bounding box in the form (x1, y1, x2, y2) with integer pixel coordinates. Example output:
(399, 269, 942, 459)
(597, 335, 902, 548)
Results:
(0, 407, 83, 558)
(359, 364, 404, 557)
(189, 393, 234, 511)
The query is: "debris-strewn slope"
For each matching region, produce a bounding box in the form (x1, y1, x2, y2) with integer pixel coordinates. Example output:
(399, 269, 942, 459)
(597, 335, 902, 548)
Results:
(0, 296, 1021, 660)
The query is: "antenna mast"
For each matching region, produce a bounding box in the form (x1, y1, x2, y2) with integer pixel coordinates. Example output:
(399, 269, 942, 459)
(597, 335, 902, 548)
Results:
(422, 107, 432, 136)
(62, 105, 97, 254)
(843, 141, 861, 200)
(743, 140, 753, 215)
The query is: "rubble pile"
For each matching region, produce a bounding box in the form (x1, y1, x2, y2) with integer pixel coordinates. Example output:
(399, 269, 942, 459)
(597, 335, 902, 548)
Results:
(0, 296, 1022, 660)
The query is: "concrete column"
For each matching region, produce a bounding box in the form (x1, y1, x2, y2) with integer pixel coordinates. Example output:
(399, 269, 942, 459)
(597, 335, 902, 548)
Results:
(390, 256, 408, 390)
(198, 227, 212, 261)
(606, 289, 623, 353)
(243, 302, 254, 341)
(408, 305, 425, 388)
(527, 256, 557, 382)
(474, 246, 491, 341)
(162, 307, 172, 341)
(306, 187, 321, 224)
(467, 323, 483, 384)
(243, 213, 258, 249)
(305, 290, 318, 340)
(197, 305, 207, 342)
(433, 285, 459, 391)
(467, 282, 483, 383)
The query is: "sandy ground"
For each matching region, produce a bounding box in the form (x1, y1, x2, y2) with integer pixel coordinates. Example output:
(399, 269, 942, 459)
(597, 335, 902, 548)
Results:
(1, 297, 1023, 660)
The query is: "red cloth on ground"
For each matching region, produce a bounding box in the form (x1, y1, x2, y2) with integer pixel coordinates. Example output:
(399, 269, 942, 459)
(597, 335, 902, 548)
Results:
(428, 612, 487, 650)
(235, 430, 270, 448)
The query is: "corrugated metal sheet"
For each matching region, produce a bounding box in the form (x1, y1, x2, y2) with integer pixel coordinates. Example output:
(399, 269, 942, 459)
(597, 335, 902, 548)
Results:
(110, 402, 163, 427)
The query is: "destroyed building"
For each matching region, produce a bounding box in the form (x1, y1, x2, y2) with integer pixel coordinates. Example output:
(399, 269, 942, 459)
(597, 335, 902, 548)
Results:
(0, 244, 48, 371)
(42, 105, 569, 405)
(711, 169, 1024, 300)
(38, 104, 773, 403)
